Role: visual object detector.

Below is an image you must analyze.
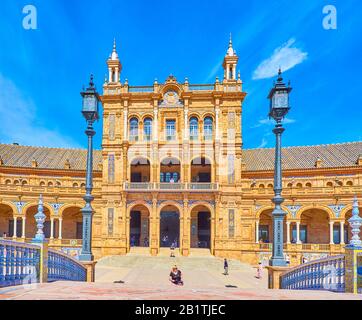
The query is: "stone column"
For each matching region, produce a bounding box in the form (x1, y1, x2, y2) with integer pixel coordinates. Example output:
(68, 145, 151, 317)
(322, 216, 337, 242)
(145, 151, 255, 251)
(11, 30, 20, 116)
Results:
(123, 108, 128, 141)
(153, 108, 158, 141)
(286, 221, 291, 244)
(58, 218, 63, 240)
(115, 67, 119, 83)
(21, 216, 26, 239)
(340, 221, 345, 245)
(150, 197, 158, 256)
(184, 109, 189, 140)
(50, 218, 54, 239)
(182, 199, 189, 256)
(13, 217, 17, 238)
(296, 221, 301, 244)
(255, 221, 259, 243)
(329, 221, 334, 245)
(215, 109, 220, 140)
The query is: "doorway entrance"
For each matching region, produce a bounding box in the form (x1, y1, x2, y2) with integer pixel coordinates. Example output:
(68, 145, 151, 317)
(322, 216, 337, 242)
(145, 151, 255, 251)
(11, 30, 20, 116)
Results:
(160, 210, 180, 248)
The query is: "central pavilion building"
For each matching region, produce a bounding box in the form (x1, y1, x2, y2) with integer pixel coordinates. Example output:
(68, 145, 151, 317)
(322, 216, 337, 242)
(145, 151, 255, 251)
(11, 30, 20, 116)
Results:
(0, 38, 361, 266)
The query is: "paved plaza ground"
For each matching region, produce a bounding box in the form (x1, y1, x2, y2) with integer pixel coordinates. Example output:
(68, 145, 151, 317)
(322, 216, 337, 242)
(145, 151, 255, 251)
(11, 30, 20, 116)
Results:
(0, 253, 361, 300)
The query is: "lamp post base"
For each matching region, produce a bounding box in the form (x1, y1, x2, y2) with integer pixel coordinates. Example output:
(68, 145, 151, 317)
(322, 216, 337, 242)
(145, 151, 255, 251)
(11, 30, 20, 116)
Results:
(269, 257, 287, 267)
(79, 253, 94, 262)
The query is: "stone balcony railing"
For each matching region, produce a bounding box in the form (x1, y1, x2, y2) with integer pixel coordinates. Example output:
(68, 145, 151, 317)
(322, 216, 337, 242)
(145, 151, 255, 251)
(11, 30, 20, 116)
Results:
(257, 243, 345, 253)
(243, 185, 362, 196)
(0, 184, 102, 195)
(103, 82, 242, 95)
(124, 182, 219, 191)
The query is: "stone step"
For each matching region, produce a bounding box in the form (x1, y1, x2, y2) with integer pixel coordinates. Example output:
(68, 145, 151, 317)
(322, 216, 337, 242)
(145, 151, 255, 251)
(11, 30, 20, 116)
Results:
(189, 248, 212, 257)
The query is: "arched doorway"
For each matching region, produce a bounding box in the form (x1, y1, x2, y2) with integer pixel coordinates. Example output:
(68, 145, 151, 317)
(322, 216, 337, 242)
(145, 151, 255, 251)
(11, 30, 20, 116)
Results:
(190, 205, 211, 248)
(0, 204, 16, 238)
(191, 157, 211, 182)
(160, 205, 180, 247)
(25, 205, 51, 238)
(160, 157, 180, 183)
(130, 205, 150, 247)
(62, 206, 83, 240)
(130, 157, 150, 182)
(300, 209, 330, 244)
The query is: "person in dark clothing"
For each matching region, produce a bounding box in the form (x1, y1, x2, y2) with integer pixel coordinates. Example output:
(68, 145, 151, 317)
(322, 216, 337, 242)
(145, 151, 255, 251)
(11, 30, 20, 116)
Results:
(169, 265, 183, 285)
(224, 258, 229, 275)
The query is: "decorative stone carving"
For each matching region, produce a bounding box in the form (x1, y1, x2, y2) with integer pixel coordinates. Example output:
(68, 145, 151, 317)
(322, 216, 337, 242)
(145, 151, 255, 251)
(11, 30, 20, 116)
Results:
(50, 203, 64, 215)
(286, 205, 302, 218)
(328, 204, 346, 218)
(13, 201, 26, 214)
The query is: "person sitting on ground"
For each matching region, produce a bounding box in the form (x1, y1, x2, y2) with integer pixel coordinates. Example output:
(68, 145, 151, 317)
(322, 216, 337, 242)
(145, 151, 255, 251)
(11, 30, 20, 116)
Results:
(169, 265, 183, 285)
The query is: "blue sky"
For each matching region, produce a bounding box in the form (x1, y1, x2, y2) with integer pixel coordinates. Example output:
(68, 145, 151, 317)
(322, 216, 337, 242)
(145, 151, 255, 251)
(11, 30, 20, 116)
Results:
(0, 0, 361, 150)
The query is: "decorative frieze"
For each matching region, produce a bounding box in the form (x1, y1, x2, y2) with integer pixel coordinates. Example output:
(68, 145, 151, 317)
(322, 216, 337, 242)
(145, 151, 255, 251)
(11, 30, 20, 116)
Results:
(328, 205, 346, 218)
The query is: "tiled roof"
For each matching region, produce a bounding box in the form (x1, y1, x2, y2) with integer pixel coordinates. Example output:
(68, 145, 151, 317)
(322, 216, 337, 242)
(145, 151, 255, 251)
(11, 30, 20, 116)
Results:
(242, 142, 362, 171)
(0, 144, 102, 171)
(0, 142, 361, 172)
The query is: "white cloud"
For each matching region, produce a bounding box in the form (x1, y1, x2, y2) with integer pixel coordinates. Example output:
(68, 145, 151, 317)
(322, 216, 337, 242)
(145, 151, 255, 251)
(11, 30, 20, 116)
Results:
(252, 38, 308, 80)
(257, 137, 268, 148)
(0, 74, 81, 148)
(251, 117, 296, 128)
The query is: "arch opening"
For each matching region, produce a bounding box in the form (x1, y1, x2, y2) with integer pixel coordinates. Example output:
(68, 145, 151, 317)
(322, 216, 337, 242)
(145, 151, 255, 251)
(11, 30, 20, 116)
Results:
(191, 157, 211, 183)
(131, 157, 151, 182)
(190, 205, 211, 248)
(160, 157, 180, 183)
(160, 205, 180, 248)
(130, 205, 150, 247)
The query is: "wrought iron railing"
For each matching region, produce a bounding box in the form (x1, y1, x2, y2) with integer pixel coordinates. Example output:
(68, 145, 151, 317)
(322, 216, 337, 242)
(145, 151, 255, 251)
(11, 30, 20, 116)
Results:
(0, 239, 40, 287)
(48, 249, 86, 282)
(280, 254, 345, 292)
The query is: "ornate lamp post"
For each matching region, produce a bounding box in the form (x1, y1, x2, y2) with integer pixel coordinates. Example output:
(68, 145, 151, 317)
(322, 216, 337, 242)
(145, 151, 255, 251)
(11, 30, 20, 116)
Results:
(79, 74, 100, 262)
(267, 69, 292, 267)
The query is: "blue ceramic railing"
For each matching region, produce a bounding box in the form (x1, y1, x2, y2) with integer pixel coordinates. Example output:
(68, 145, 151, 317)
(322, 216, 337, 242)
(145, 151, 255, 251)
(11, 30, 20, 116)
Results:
(280, 254, 345, 292)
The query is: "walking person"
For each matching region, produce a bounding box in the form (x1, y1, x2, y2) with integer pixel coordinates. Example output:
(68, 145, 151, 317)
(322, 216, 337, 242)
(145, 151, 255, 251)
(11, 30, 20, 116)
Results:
(256, 262, 263, 279)
(224, 258, 229, 275)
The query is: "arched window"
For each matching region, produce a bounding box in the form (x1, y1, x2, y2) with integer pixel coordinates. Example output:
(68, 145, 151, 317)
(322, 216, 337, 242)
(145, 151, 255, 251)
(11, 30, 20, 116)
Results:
(204, 117, 213, 140)
(346, 181, 353, 186)
(48, 181, 53, 187)
(129, 117, 139, 141)
(326, 181, 333, 187)
(305, 182, 312, 188)
(143, 117, 152, 141)
(189, 117, 198, 140)
(40, 181, 45, 187)
(296, 183, 303, 188)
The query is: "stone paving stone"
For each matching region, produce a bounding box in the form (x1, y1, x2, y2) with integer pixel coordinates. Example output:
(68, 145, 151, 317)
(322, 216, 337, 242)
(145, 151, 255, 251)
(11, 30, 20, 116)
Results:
(1, 255, 361, 300)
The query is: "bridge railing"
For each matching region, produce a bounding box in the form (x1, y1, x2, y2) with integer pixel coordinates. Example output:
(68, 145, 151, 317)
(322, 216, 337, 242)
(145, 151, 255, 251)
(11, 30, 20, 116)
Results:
(48, 248, 86, 282)
(0, 239, 40, 288)
(0, 239, 87, 288)
(280, 254, 345, 292)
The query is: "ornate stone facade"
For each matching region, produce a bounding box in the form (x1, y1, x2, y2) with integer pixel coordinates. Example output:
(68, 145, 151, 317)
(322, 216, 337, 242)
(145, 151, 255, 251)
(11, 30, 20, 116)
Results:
(0, 39, 361, 266)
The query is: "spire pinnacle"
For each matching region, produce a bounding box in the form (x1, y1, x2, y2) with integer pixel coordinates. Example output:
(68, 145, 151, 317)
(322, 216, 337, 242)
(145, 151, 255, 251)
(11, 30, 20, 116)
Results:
(110, 38, 119, 60)
(227, 33, 235, 56)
